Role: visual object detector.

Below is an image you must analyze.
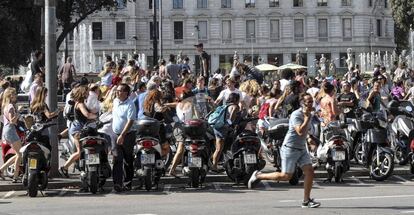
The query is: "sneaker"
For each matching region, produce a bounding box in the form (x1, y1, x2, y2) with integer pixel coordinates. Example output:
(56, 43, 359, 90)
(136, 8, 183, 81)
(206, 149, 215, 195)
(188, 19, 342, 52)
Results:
(301, 198, 321, 208)
(247, 170, 261, 189)
(58, 167, 69, 178)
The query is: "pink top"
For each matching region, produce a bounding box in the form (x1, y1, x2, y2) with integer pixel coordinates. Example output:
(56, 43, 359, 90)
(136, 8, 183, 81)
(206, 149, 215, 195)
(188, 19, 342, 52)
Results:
(3, 104, 16, 125)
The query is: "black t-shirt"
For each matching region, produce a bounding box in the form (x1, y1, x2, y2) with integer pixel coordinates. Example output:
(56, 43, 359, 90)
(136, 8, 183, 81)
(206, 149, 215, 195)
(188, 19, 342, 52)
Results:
(337, 92, 358, 118)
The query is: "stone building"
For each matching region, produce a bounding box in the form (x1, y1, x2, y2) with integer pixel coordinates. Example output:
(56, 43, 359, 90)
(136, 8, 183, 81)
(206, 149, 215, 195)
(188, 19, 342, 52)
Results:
(62, 0, 396, 75)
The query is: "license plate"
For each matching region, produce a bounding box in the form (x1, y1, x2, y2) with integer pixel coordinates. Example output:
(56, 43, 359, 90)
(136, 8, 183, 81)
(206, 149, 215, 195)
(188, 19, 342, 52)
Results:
(29, 159, 37, 170)
(188, 157, 202, 168)
(244, 154, 257, 164)
(333, 150, 346, 161)
(86, 154, 100, 165)
(141, 154, 155, 165)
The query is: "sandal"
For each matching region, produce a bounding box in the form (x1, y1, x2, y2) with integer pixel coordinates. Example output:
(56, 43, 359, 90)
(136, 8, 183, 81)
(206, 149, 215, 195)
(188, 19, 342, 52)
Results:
(59, 167, 70, 178)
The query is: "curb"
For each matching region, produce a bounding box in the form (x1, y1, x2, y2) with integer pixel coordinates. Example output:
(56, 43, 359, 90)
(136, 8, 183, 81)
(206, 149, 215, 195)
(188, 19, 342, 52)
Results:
(0, 169, 410, 192)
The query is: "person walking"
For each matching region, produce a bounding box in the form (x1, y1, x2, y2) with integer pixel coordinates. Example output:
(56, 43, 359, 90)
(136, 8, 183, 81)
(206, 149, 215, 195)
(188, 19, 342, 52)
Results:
(112, 83, 137, 192)
(248, 93, 321, 208)
(194, 43, 210, 83)
(59, 57, 77, 100)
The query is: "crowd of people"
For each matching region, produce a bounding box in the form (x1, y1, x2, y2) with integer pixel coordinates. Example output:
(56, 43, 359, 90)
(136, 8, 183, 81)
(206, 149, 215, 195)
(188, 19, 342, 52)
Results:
(0, 45, 414, 207)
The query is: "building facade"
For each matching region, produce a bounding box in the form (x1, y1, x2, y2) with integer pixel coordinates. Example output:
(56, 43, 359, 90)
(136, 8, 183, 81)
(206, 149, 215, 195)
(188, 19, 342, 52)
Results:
(61, 0, 396, 75)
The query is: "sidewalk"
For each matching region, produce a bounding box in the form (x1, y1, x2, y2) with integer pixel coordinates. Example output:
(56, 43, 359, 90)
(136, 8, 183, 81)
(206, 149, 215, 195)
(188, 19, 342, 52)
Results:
(0, 165, 410, 192)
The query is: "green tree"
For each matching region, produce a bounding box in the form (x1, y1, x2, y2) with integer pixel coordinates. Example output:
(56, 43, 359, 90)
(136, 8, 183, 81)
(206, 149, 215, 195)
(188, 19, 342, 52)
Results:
(390, 0, 414, 52)
(0, 0, 133, 68)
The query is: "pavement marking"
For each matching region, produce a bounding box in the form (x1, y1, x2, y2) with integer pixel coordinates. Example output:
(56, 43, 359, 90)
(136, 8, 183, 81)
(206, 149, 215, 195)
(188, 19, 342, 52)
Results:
(3, 191, 15, 199)
(279, 194, 414, 203)
(401, 211, 414, 214)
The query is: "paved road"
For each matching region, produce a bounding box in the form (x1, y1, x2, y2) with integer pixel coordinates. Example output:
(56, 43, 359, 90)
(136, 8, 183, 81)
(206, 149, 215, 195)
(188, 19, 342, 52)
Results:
(1, 175, 414, 215)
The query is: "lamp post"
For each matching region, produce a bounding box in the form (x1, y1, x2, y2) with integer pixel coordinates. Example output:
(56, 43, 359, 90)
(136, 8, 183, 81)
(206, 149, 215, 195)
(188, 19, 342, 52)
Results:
(369, 31, 374, 54)
(250, 33, 254, 66)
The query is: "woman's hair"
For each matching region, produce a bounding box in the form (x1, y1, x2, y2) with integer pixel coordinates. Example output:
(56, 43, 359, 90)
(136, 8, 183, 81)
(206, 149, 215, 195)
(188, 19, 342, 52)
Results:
(101, 90, 116, 112)
(71, 86, 89, 103)
(226, 92, 240, 105)
(99, 61, 115, 77)
(281, 68, 295, 80)
(2, 87, 16, 112)
(143, 89, 162, 114)
(30, 87, 48, 113)
(239, 79, 260, 97)
(324, 82, 335, 94)
(128, 59, 135, 67)
(1, 80, 10, 90)
(269, 87, 282, 98)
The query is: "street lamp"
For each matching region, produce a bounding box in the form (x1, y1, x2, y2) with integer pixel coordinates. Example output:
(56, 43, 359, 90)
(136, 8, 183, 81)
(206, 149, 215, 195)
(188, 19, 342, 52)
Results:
(369, 31, 374, 54)
(250, 33, 254, 66)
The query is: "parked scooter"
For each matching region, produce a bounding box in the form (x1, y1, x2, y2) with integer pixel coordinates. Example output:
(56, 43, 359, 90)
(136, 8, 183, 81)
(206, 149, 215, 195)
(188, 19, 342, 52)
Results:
(134, 118, 165, 191)
(20, 116, 56, 197)
(318, 121, 350, 182)
(78, 121, 111, 194)
(224, 118, 266, 185)
(388, 100, 414, 172)
(356, 110, 394, 181)
(180, 119, 210, 188)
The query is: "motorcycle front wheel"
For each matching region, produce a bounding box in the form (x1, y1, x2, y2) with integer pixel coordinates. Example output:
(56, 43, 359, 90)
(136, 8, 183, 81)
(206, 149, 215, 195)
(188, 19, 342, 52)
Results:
(370, 152, 394, 181)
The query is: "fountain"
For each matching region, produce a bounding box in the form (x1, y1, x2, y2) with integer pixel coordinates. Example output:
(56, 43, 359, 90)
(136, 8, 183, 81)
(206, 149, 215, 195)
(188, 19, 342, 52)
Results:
(71, 24, 96, 73)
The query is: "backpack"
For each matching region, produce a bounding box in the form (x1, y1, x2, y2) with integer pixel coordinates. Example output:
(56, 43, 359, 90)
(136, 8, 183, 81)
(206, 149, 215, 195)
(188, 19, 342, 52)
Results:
(258, 102, 270, 120)
(63, 100, 75, 121)
(208, 105, 229, 129)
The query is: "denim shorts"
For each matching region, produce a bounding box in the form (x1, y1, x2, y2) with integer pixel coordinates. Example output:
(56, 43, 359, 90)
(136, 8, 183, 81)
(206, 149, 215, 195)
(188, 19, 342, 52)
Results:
(213, 126, 230, 140)
(280, 145, 312, 174)
(2, 124, 20, 144)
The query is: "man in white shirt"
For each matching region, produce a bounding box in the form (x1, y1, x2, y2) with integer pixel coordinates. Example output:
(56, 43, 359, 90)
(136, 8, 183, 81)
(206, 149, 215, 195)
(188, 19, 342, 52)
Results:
(215, 78, 243, 105)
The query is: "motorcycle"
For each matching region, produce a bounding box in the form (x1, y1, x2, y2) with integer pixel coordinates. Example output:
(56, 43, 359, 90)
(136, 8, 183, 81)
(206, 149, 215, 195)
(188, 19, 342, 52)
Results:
(356, 110, 394, 181)
(78, 121, 112, 194)
(318, 121, 350, 182)
(20, 116, 55, 197)
(180, 119, 210, 188)
(134, 118, 165, 191)
(388, 100, 414, 172)
(223, 118, 266, 185)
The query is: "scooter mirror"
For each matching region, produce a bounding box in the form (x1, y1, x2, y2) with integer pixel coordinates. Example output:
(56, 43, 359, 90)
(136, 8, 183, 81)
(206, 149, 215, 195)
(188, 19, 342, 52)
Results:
(405, 106, 413, 112)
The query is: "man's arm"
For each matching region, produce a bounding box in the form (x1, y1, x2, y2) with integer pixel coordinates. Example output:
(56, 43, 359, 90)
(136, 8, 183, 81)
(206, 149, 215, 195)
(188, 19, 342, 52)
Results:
(294, 114, 311, 136)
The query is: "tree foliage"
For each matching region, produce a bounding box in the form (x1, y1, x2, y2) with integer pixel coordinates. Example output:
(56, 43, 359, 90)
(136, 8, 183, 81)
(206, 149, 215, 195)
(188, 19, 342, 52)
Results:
(0, 0, 133, 68)
(390, 0, 414, 52)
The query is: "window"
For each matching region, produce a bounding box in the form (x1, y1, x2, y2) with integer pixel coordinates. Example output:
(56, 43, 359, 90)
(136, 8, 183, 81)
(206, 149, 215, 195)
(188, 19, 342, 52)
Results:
(173, 0, 183, 9)
(221, 0, 231, 8)
(197, 0, 208, 8)
(377, 19, 382, 37)
(294, 19, 304, 42)
(384, 0, 388, 8)
(385, 20, 389, 37)
(198, 21, 208, 41)
(174, 21, 183, 43)
(270, 19, 280, 42)
(219, 55, 234, 72)
(317, 0, 327, 7)
(318, 19, 328, 41)
(369, 0, 373, 7)
(341, 0, 351, 6)
(246, 0, 255, 8)
(246, 20, 256, 42)
(342, 18, 352, 41)
(116, 22, 125, 40)
(149, 0, 159, 9)
(222, 20, 232, 42)
(92, 22, 102, 40)
(293, 0, 303, 7)
(269, 0, 279, 7)
(150, 21, 159, 40)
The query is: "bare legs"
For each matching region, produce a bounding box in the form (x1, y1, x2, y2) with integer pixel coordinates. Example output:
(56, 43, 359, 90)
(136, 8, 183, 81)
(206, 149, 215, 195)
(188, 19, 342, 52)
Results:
(62, 133, 80, 171)
(168, 142, 184, 175)
(212, 138, 224, 170)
